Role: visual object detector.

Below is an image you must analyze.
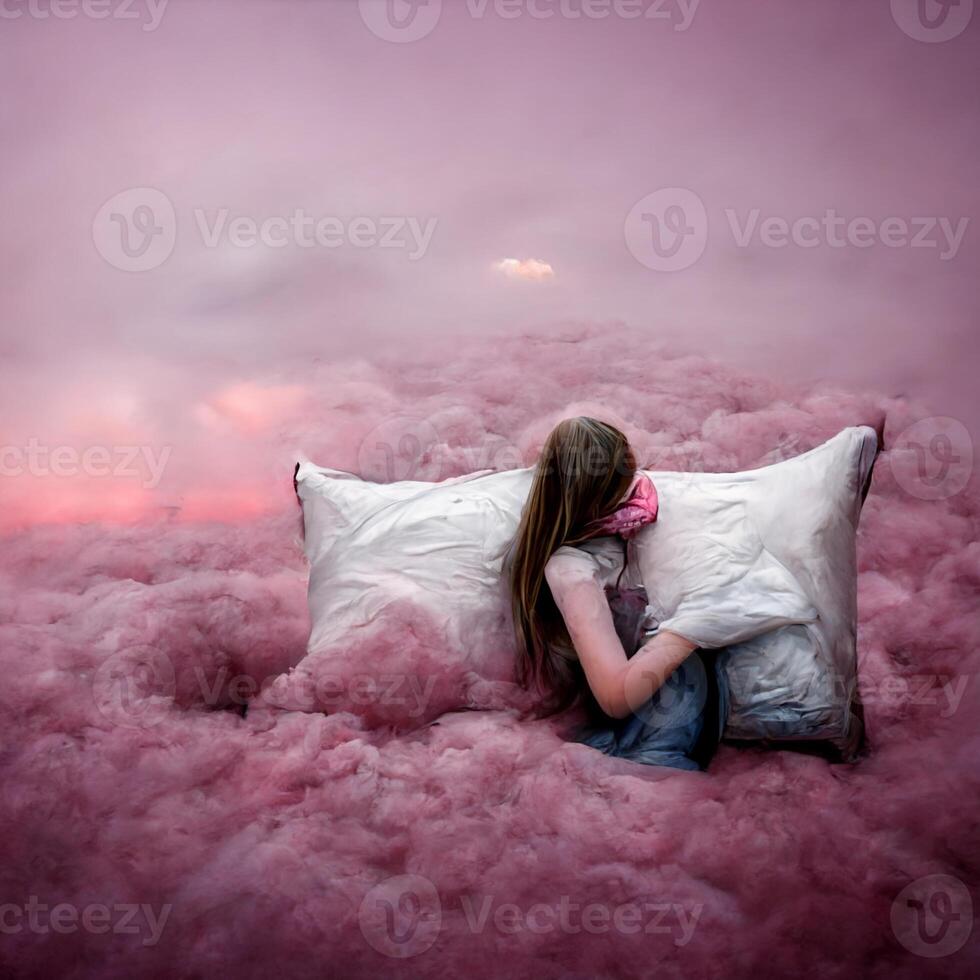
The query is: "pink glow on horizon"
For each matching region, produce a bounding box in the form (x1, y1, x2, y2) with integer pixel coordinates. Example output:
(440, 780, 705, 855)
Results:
(197, 382, 312, 434)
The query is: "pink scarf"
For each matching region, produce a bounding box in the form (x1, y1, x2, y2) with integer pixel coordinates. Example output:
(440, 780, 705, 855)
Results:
(585, 473, 659, 540)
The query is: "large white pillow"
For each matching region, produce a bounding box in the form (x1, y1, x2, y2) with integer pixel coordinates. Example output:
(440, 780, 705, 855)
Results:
(634, 426, 879, 753)
(261, 466, 536, 725)
(273, 427, 877, 752)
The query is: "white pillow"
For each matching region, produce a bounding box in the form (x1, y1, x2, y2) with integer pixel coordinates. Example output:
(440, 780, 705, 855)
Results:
(275, 427, 877, 751)
(634, 426, 878, 752)
(261, 467, 536, 724)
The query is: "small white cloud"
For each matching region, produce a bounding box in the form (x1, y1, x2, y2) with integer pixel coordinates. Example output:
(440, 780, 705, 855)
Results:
(494, 257, 554, 281)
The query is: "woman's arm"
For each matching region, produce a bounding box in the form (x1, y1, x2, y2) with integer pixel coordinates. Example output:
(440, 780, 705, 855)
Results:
(545, 553, 697, 719)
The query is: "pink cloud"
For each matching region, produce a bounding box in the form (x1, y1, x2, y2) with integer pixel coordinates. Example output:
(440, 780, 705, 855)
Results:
(494, 257, 555, 281)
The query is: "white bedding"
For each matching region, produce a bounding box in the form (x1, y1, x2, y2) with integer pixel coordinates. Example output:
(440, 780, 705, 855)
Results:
(286, 426, 878, 752)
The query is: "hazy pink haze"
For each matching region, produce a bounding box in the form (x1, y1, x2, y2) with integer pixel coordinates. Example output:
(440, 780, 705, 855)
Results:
(1, 4, 978, 979)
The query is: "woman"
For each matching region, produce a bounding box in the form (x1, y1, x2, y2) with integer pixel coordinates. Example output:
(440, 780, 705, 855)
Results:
(508, 417, 726, 771)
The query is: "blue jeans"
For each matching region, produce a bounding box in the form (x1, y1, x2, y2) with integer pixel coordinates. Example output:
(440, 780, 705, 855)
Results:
(575, 650, 729, 771)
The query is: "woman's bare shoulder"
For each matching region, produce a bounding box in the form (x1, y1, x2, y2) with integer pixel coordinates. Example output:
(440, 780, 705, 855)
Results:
(544, 545, 602, 588)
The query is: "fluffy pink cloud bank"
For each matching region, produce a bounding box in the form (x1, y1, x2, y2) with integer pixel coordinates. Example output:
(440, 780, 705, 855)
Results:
(1, 328, 977, 979)
(1, 1, 977, 976)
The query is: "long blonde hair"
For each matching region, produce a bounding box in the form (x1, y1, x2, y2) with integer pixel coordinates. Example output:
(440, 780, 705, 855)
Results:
(508, 417, 636, 712)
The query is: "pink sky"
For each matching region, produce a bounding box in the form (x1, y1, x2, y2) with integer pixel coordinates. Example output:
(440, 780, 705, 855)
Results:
(0, 0, 977, 524)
